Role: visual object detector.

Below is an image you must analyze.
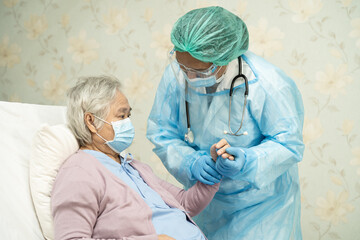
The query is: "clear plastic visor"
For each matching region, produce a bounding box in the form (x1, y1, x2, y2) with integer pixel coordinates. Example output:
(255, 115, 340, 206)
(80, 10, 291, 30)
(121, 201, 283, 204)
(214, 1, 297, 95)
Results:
(168, 49, 221, 80)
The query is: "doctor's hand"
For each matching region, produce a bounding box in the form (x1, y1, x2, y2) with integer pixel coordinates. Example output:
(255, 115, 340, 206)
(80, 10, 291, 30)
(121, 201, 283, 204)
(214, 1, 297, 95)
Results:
(210, 139, 234, 161)
(215, 147, 246, 177)
(191, 155, 222, 185)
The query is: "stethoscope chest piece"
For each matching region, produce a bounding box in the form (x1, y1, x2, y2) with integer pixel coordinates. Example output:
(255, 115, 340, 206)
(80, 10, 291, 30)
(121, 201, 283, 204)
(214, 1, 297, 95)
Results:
(185, 128, 194, 143)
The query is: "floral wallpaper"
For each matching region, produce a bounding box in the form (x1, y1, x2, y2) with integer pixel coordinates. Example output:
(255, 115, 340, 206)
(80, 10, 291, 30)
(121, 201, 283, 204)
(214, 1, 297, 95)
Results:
(1, 0, 360, 239)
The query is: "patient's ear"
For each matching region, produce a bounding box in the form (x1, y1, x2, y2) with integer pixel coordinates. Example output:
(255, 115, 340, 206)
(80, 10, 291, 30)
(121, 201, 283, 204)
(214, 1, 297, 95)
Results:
(84, 113, 97, 133)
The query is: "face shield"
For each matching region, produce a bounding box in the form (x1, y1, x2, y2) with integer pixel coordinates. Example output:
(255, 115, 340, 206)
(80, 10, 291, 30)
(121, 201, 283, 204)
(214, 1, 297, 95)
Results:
(168, 49, 224, 92)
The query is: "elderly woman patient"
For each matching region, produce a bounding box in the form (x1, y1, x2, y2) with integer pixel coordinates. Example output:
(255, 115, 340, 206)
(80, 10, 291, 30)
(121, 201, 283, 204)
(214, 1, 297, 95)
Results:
(51, 75, 220, 240)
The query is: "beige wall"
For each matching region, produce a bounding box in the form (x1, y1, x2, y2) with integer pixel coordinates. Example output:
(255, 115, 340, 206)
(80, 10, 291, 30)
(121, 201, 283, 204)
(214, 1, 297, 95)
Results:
(1, 0, 359, 239)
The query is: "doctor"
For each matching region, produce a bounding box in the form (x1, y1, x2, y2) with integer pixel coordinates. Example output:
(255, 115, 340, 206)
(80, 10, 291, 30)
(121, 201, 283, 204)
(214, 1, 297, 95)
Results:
(147, 6, 305, 240)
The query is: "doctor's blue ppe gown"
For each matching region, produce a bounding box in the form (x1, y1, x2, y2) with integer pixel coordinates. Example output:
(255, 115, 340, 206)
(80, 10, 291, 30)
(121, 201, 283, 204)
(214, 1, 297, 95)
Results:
(147, 51, 305, 240)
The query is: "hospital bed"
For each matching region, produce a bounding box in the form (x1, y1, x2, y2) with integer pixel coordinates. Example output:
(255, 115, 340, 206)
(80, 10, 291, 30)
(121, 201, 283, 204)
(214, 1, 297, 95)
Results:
(0, 101, 78, 239)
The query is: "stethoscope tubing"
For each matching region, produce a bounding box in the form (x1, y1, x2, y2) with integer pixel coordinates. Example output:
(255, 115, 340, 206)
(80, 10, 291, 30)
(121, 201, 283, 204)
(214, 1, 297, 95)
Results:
(185, 56, 249, 143)
(227, 56, 249, 136)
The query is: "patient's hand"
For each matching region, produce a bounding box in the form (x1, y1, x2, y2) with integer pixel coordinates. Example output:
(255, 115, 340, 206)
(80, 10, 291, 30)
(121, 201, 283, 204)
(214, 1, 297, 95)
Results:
(210, 143, 218, 161)
(210, 139, 234, 161)
(158, 234, 175, 240)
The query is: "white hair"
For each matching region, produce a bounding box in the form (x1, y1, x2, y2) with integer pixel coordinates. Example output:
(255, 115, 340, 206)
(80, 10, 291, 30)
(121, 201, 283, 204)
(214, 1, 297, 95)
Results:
(66, 75, 122, 147)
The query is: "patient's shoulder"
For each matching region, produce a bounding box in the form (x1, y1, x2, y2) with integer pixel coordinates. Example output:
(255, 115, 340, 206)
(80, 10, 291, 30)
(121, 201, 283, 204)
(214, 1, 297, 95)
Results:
(53, 150, 107, 195)
(63, 150, 95, 165)
(52, 151, 105, 203)
(58, 150, 102, 176)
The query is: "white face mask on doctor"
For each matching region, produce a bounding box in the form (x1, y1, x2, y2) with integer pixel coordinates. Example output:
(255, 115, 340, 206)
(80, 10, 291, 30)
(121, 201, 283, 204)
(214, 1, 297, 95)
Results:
(93, 115, 135, 154)
(182, 71, 226, 88)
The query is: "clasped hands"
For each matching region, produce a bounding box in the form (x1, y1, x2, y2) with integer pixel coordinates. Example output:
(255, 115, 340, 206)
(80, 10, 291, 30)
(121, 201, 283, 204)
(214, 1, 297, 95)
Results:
(191, 139, 246, 185)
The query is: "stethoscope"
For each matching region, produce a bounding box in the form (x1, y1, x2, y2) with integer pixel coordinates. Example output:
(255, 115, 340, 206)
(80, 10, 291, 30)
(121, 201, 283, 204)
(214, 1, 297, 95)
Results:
(184, 56, 249, 144)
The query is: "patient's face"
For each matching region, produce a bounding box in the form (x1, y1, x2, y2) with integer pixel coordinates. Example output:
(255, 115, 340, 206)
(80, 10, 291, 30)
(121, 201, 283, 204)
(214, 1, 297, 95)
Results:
(93, 91, 132, 154)
(105, 90, 132, 127)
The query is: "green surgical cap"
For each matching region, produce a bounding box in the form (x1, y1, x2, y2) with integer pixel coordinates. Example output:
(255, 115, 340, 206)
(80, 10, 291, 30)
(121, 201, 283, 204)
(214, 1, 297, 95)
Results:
(171, 6, 249, 66)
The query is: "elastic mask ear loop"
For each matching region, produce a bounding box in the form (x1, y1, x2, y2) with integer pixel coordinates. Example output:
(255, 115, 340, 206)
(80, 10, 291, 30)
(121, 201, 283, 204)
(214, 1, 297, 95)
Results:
(92, 115, 111, 143)
(95, 132, 109, 143)
(216, 66, 227, 83)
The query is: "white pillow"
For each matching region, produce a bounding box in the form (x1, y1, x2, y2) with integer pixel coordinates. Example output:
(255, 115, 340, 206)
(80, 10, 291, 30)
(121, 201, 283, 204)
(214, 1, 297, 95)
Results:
(30, 124, 79, 240)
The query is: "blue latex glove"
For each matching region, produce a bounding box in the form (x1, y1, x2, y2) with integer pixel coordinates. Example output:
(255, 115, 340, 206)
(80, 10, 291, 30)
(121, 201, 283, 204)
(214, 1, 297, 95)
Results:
(191, 155, 222, 185)
(216, 147, 246, 178)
